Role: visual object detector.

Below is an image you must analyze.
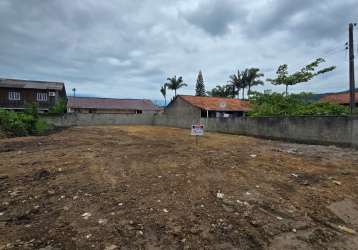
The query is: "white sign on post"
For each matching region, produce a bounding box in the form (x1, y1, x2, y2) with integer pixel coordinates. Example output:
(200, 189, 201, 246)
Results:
(191, 124, 204, 136)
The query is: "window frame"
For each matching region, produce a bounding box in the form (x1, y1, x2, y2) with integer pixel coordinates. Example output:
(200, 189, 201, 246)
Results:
(36, 92, 48, 102)
(8, 91, 21, 101)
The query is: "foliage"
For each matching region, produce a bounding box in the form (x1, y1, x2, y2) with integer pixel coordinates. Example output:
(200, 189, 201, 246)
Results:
(33, 118, 49, 134)
(48, 98, 67, 114)
(24, 102, 40, 119)
(228, 68, 264, 99)
(245, 68, 264, 96)
(165, 75, 187, 96)
(160, 85, 167, 106)
(207, 84, 236, 98)
(228, 70, 243, 98)
(0, 107, 49, 136)
(248, 92, 349, 117)
(267, 58, 336, 96)
(195, 70, 206, 96)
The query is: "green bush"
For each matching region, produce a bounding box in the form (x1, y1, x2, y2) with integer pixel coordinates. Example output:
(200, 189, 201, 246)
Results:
(0, 106, 49, 136)
(33, 118, 49, 134)
(248, 92, 350, 117)
(48, 98, 67, 114)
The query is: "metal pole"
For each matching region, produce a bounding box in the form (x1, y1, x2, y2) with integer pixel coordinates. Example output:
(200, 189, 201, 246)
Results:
(348, 23, 356, 114)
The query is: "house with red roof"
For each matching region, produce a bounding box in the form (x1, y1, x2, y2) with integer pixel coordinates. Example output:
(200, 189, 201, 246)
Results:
(67, 96, 161, 114)
(164, 95, 251, 120)
(320, 90, 358, 106)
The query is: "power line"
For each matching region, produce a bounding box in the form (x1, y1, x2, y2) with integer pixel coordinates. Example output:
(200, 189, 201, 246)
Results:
(320, 44, 346, 58)
(326, 48, 346, 57)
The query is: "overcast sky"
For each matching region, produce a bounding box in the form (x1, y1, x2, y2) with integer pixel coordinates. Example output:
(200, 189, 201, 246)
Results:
(0, 0, 357, 100)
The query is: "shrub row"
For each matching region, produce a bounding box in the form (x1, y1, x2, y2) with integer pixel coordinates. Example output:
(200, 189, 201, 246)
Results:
(248, 92, 350, 117)
(0, 105, 49, 136)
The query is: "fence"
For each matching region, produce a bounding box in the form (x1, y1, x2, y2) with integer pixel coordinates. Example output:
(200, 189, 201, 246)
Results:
(44, 113, 358, 148)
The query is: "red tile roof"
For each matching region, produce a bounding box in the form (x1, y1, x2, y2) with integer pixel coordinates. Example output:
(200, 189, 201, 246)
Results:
(320, 91, 358, 104)
(179, 95, 251, 111)
(68, 97, 160, 111)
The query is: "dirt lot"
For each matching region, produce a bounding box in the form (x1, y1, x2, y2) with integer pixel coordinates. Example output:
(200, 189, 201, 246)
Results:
(1, 126, 358, 250)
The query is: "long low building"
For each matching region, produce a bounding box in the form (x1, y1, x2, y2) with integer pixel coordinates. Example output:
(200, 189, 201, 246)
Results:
(67, 96, 161, 114)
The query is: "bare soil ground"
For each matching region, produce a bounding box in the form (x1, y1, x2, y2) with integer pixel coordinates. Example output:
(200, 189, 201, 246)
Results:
(1, 126, 358, 250)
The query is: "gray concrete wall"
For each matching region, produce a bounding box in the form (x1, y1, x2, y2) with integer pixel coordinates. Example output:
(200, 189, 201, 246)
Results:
(201, 116, 358, 148)
(45, 113, 154, 127)
(44, 113, 358, 148)
(157, 97, 201, 128)
(353, 118, 358, 147)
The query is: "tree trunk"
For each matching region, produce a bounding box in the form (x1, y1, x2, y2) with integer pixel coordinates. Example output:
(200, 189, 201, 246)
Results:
(242, 88, 245, 100)
(232, 85, 235, 98)
(237, 89, 240, 99)
(248, 84, 251, 96)
(174, 89, 177, 96)
(285, 85, 288, 96)
(164, 96, 166, 106)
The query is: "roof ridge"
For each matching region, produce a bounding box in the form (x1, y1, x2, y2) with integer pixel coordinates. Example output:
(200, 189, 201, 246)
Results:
(180, 95, 249, 101)
(0, 78, 64, 84)
(69, 96, 151, 101)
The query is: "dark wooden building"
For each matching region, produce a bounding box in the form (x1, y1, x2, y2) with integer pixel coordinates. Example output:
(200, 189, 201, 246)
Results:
(0, 78, 67, 112)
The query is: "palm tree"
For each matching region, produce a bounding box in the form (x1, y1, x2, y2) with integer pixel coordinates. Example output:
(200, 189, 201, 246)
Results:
(228, 70, 242, 98)
(240, 69, 250, 100)
(165, 75, 187, 96)
(160, 85, 167, 106)
(246, 68, 264, 96)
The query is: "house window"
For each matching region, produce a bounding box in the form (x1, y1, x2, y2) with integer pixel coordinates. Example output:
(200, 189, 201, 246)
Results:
(8, 91, 21, 101)
(37, 92, 48, 102)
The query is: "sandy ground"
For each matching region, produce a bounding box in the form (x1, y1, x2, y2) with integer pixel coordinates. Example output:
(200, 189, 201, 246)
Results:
(1, 125, 358, 250)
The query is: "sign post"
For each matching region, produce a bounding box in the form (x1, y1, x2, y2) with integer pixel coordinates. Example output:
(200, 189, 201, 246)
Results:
(191, 123, 204, 145)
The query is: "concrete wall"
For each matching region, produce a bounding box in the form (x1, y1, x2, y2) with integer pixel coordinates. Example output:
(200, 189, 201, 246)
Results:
(45, 113, 154, 127)
(201, 116, 358, 148)
(44, 113, 358, 148)
(158, 97, 201, 128)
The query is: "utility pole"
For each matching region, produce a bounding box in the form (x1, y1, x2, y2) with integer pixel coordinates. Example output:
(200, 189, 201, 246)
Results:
(348, 23, 356, 114)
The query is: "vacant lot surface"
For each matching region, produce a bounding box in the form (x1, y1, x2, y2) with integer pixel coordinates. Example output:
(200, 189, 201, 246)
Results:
(1, 126, 358, 250)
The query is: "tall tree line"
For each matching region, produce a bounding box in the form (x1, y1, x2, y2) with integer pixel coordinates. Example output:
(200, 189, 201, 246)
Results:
(208, 68, 264, 99)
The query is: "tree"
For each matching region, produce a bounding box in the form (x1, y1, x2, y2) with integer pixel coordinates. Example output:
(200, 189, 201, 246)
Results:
(246, 68, 264, 96)
(165, 75, 187, 96)
(240, 69, 250, 100)
(160, 85, 167, 106)
(228, 70, 242, 98)
(195, 70, 206, 96)
(267, 58, 336, 96)
(207, 84, 236, 98)
(248, 92, 349, 117)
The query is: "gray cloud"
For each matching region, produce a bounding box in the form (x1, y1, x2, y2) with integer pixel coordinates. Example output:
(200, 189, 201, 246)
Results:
(0, 0, 356, 100)
(250, 0, 358, 43)
(182, 0, 247, 36)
